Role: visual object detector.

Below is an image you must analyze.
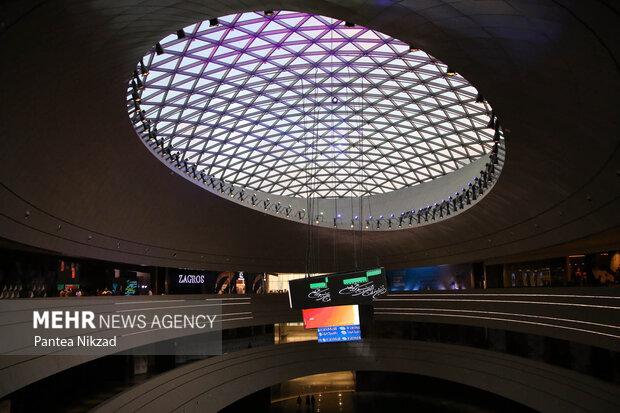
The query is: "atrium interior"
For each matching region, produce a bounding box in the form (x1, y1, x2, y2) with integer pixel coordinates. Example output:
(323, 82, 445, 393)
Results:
(0, 1, 618, 412)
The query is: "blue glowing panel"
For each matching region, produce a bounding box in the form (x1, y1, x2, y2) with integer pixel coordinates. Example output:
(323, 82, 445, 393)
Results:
(317, 324, 361, 343)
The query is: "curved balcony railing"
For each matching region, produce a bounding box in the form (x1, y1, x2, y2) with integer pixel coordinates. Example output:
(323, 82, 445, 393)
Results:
(1, 288, 618, 400)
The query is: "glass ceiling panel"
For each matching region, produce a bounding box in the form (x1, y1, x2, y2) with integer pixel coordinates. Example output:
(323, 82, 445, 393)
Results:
(129, 11, 495, 198)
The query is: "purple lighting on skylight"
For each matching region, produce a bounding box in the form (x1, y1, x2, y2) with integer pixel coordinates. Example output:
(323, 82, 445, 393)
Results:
(129, 10, 495, 199)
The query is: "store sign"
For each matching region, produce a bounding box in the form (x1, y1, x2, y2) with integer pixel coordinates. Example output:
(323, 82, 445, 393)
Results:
(288, 268, 387, 309)
(178, 274, 205, 284)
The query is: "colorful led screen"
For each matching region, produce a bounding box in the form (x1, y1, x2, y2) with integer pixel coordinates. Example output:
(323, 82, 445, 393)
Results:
(302, 305, 359, 329)
(318, 325, 361, 343)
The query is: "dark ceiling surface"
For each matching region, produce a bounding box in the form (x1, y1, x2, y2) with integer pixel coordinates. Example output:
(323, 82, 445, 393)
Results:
(1, 0, 619, 272)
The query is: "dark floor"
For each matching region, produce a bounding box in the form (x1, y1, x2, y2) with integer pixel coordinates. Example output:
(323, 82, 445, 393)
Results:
(270, 391, 531, 413)
(268, 371, 535, 413)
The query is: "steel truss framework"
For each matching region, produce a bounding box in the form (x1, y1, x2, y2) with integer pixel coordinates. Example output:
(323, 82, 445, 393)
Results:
(128, 11, 497, 199)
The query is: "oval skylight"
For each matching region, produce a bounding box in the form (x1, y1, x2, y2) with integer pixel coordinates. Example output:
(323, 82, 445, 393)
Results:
(128, 11, 495, 199)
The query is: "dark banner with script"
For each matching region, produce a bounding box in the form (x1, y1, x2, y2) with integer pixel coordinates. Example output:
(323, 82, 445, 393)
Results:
(288, 268, 388, 309)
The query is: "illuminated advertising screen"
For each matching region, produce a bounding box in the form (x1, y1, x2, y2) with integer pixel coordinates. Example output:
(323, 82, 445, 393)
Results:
(302, 305, 360, 329)
(125, 280, 138, 295)
(317, 325, 361, 343)
(288, 268, 387, 309)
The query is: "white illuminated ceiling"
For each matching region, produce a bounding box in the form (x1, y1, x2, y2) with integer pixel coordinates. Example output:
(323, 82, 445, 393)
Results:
(130, 11, 495, 198)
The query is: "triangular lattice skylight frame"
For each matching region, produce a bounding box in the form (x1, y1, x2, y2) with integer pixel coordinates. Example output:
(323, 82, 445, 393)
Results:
(129, 11, 495, 199)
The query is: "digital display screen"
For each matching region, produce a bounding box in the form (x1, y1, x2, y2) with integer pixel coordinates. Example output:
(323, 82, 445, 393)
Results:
(125, 280, 138, 295)
(288, 268, 388, 309)
(302, 305, 359, 329)
(317, 325, 361, 343)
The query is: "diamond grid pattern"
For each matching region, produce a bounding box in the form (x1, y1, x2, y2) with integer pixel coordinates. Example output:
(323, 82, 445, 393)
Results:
(130, 11, 494, 198)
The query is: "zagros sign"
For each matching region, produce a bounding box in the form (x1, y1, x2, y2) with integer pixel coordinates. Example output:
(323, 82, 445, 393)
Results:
(178, 274, 205, 284)
(288, 268, 388, 309)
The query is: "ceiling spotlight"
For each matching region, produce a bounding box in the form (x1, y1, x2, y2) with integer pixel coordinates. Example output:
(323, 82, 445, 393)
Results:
(344, 21, 355, 27)
(409, 45, 419, 52)
(446, 66, 456, 76)
(140, 59, 148, 76)
(155, 43, 164, 55)
(177, 29, 186, 39)
(487, 111, 495, 128)
(209, 18, 219, 27)
(493, 129, 501, 142)
(475, 92, 483, 103)
(491, 152, 499, 165)
(264, 11, 274, 16)
(136, 76, 144, 89)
